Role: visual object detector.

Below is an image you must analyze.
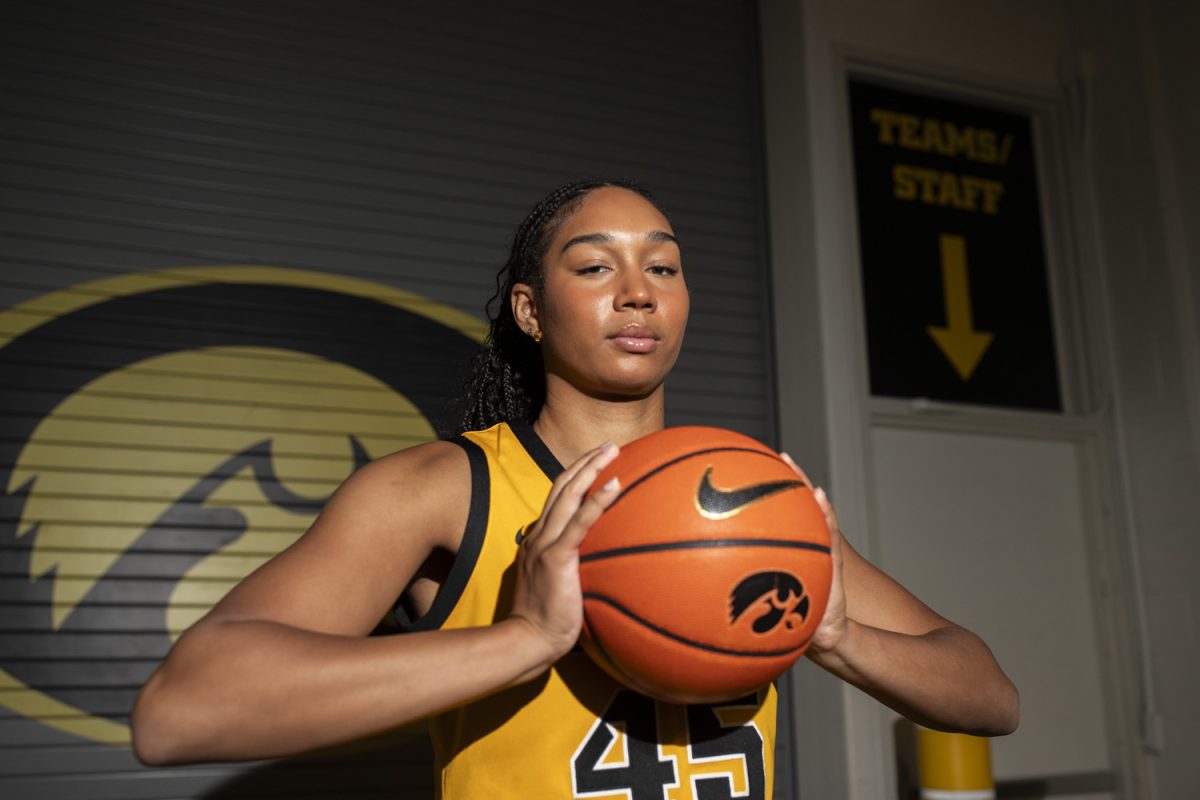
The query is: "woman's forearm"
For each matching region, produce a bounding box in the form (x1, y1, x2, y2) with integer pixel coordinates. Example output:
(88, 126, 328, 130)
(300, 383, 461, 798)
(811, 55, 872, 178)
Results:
(131, 617, 553, 765)
(807, 618, 1019, 736)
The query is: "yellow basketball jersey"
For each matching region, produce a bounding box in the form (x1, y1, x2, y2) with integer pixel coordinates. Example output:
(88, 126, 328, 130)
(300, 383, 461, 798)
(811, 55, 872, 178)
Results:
(402, 422, 777, 799)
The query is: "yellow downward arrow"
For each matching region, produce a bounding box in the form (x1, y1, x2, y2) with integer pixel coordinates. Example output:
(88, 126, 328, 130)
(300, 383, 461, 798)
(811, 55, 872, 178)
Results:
(926, 234, 993, 381)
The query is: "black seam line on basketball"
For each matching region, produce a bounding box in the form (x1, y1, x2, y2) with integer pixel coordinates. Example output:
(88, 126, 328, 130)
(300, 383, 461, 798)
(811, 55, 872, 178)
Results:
(580, 538, 832, 563)
(610, 446, 794, 509)
(582, 593, 814, 658)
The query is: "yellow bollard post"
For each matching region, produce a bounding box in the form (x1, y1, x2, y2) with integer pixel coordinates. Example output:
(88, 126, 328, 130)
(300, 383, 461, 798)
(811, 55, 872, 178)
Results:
(914, 727, 995, 800)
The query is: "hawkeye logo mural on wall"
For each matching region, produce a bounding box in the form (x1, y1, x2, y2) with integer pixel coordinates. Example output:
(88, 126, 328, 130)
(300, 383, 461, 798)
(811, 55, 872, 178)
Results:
(0, 266, 484, 744)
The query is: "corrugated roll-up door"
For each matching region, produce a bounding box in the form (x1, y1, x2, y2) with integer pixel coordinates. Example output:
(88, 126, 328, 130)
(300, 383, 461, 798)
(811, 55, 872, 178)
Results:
(0, 1, 782, 798)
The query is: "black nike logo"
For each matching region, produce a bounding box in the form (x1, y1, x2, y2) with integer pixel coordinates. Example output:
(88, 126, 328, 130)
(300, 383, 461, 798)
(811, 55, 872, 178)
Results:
(695, 467, 805, 519)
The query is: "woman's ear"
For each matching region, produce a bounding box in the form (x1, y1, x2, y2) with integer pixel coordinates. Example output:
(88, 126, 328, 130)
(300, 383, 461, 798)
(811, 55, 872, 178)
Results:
(511, 283, 541, 339)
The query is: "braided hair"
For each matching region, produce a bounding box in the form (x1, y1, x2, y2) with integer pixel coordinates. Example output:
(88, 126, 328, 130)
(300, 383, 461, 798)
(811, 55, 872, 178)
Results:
(457, 178, 668, 435)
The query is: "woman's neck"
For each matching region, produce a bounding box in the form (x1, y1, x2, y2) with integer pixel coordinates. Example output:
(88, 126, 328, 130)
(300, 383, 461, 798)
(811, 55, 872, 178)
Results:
(532, 381, 665, 467)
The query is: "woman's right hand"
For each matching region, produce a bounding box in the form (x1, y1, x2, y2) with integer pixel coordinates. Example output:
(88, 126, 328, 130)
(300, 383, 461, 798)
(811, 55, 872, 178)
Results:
(508, 442, 622, 672)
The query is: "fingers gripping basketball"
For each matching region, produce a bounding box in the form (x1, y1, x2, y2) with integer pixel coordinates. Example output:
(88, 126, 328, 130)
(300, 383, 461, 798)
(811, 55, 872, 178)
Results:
(510, 444, 621, 664)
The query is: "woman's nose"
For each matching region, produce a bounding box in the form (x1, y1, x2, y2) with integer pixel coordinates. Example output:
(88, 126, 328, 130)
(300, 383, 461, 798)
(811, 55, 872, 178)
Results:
(616, 270, 655, 309)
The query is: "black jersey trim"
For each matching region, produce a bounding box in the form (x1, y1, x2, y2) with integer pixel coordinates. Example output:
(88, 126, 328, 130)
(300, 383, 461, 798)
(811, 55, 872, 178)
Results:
(393, 436, 490, 633)
(509, 421, 565, 481)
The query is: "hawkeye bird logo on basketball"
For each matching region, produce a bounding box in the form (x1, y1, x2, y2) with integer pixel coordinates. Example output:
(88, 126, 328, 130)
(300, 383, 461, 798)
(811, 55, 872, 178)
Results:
(0, 266, 483, 745)
(729, 572, 809, 634)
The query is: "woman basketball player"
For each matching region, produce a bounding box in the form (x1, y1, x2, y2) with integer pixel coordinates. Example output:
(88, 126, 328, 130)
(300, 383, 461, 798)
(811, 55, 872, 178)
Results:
(132, 179, 1018, 796)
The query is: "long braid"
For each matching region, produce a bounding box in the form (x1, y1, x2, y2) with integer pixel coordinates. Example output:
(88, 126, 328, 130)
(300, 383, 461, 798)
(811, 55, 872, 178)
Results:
(456, 178, 668, 435)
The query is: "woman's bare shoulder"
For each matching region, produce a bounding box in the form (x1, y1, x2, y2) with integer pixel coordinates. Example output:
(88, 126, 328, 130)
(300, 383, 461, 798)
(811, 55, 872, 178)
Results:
(201, 439, 472, 633)
(326, 438, 472, 550)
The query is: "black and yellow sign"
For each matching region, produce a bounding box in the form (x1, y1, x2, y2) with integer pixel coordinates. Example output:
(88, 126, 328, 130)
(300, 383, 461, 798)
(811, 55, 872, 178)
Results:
(0, 266, 484, 744)
(848, 78, 1061, 411)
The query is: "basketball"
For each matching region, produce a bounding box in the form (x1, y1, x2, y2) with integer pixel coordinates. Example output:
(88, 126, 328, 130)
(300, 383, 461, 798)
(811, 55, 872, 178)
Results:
(579, 426, 832, 704)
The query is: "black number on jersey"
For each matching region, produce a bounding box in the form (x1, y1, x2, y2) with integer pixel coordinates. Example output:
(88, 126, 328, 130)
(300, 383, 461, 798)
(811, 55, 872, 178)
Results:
(571, 691, 766, 800)
(687, 702, 766, 800)
(572, 691, 677, 800)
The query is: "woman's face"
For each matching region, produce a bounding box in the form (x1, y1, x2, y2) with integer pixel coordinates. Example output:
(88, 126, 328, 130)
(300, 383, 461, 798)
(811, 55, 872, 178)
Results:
(516, 186, 690, 399)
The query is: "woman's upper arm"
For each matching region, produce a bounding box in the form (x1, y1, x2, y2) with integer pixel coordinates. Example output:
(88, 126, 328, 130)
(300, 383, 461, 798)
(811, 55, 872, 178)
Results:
(839, 530, 954, 635)
(197, 440, 469, 638)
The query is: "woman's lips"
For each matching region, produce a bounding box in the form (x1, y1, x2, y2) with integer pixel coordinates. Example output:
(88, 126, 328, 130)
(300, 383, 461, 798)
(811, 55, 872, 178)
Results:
(610, 325, 659, 353)
(612, 335, 658, 353)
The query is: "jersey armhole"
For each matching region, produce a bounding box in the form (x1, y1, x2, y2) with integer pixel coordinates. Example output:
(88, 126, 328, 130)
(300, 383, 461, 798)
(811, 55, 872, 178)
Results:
(392, 436, 490, 632)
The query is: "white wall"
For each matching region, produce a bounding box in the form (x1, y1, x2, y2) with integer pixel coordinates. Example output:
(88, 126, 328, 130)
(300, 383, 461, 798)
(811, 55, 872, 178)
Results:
(1069, 1, 1200, 797)
(761, 0, 1200, 797)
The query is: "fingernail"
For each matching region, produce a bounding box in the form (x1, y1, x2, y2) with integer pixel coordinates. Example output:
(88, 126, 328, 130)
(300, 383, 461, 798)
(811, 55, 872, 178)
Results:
(603, 476, 620, 492)
(815, 487, 827, 501)
(600, 441, 616, 453)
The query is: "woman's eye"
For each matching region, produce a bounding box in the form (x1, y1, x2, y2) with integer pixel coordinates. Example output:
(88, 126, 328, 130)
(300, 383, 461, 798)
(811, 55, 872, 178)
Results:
(648, 265, 679, 276)
(576, 264, 609, 274)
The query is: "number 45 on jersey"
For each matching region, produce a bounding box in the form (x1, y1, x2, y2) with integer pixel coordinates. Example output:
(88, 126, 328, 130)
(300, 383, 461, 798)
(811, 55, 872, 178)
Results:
(571, 690, 768, 800)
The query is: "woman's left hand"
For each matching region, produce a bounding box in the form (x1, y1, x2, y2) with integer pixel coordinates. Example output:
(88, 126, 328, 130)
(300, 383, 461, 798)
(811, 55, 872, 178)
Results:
(779, 453, 846, 656)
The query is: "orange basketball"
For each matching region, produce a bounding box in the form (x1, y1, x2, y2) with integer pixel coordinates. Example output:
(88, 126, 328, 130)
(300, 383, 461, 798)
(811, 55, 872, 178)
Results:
(580, 426, 832, 704)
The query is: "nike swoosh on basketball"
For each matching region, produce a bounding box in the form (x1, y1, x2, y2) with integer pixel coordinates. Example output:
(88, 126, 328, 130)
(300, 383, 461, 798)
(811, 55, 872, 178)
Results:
(696, 467, 805, 518)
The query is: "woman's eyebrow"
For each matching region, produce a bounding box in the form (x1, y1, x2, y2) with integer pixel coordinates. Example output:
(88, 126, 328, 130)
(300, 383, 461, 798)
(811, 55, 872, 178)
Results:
(560, 230, 679, 253)
(560, 232, 612, 253)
